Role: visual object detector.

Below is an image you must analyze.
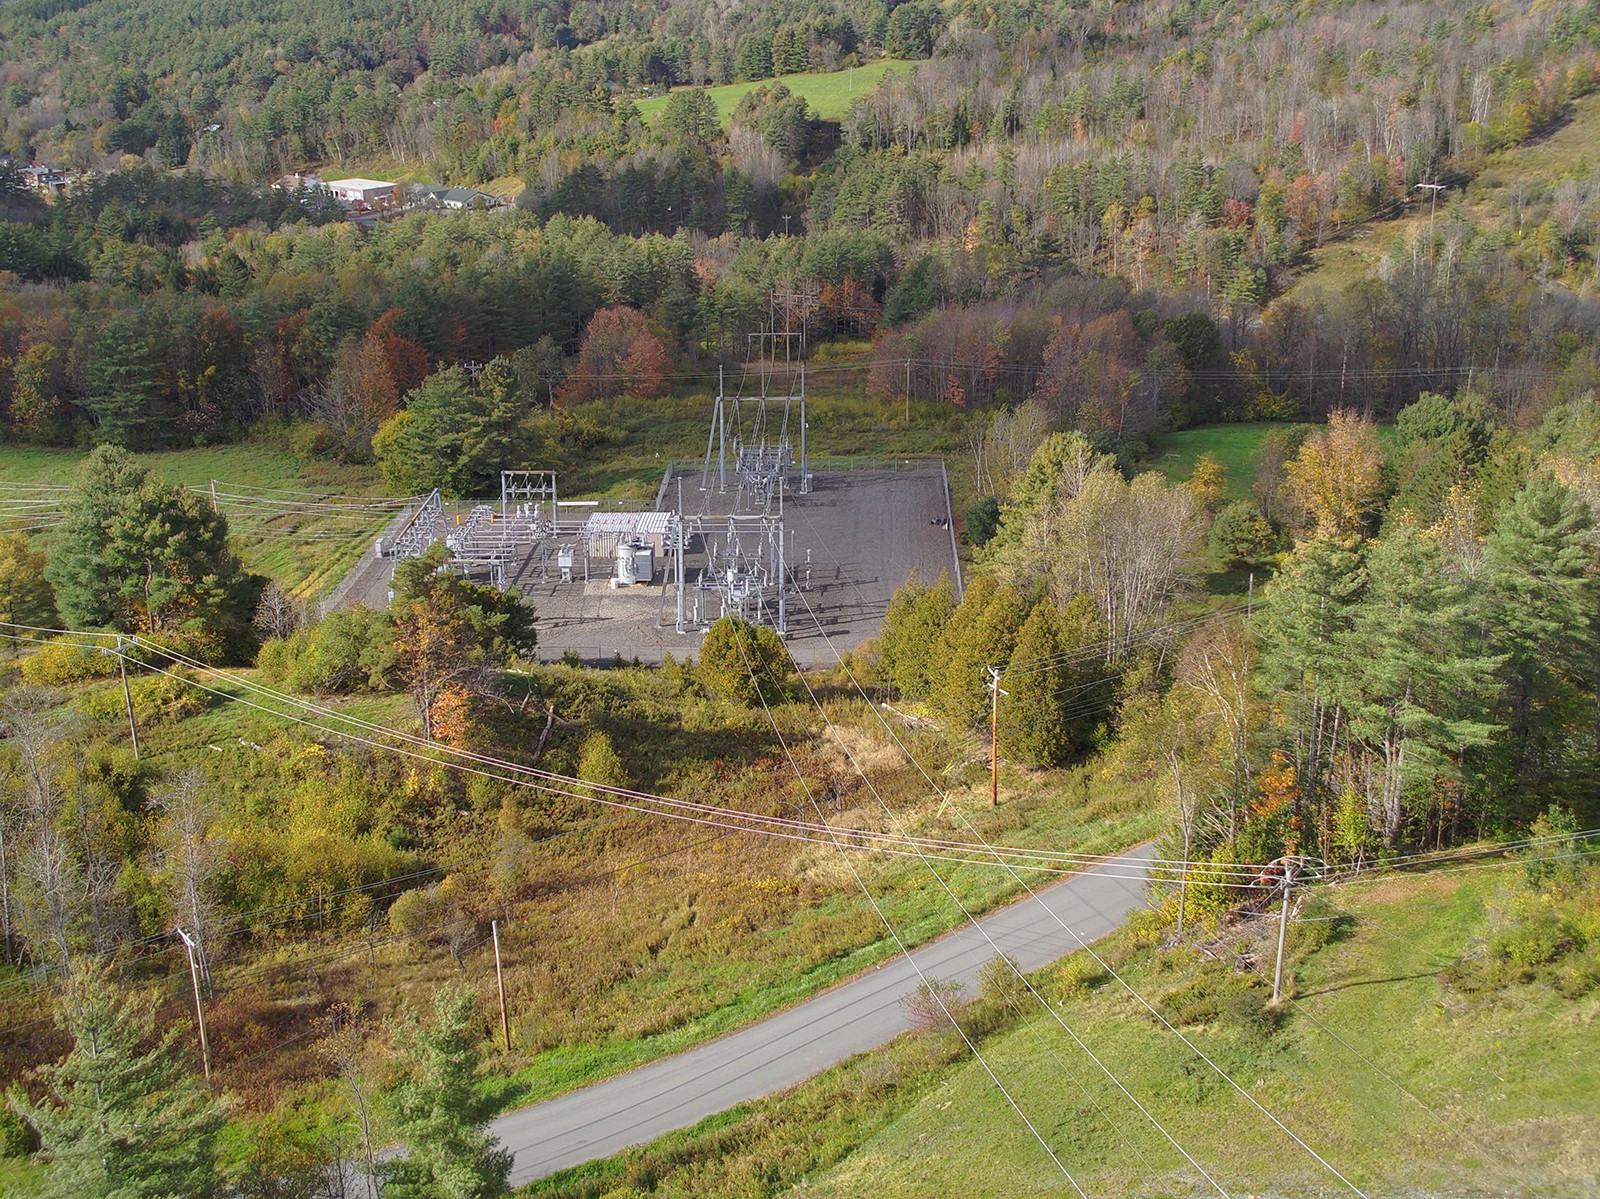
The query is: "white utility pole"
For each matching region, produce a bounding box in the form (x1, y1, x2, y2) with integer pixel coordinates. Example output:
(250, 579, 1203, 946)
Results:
(175, 926, 212, 1082)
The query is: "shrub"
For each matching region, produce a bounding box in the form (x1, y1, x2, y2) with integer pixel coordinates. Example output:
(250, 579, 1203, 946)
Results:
(76, 671, 204, 727)
(1208, 500, 1276, 567)
(256, 607, 393, 694)
(1155, 962, 1267, 1026)
(901, 977, 965, 1032)
(1488, 911, 1581, 980)
(20, 640, 119, 685)
(1054, 952, 1109, 998)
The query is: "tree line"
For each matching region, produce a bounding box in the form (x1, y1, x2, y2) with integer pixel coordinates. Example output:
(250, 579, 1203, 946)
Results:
(876, 393, 1600, 883)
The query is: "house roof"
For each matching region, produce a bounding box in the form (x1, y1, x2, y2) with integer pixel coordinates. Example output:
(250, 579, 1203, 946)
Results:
(323, 177, 394, 191)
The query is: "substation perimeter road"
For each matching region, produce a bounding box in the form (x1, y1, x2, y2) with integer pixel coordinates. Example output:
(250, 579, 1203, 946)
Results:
(494, 845, 1152, 1185)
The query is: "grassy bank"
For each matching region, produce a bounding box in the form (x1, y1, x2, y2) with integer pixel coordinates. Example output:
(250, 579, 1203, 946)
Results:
(523, 863, 1600, 1197)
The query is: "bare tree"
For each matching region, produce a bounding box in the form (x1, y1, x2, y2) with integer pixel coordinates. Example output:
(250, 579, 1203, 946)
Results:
(152, 768, 228, 991)
(2, 691, 84, 974)
(254, 580, 306, 642)
(317, 1001, 382, 1199)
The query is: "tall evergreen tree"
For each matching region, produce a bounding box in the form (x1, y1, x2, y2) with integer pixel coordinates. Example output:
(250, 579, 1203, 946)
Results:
(44, 446, 257, 656)
(932, 580, 1026, 729)
(1257, 532, 1367, 845)
(7, 960, 225, 1199)
(999, 603, 1070, 768)
(1336, 519, 1503, 846)
(382, 983, 512, 1199)
(878, 569, 954, 701)
(1480, 472, 1599, 816)
(83, 312, 160, 447)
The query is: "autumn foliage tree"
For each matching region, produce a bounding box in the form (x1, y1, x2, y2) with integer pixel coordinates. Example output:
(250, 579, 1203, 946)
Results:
(390, 544, 537, 739)
(1286, 409, 1386, 538)
(559, 306, 671, 403)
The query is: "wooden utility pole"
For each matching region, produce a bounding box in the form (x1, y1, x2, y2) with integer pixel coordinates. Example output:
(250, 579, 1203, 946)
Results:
(175, 926, 212, 1082)
(987, 667, 1007, 808)
(1271, 858, 1297, 1004)
(904, 358, 912, 425)
(491, 919, 511, 1052)
(111, 637, 140, 760)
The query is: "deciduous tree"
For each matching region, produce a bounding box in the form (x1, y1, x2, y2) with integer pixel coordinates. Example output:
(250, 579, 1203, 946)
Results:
(1286, 409, 1385, 538)
(390, 545, 537, 738)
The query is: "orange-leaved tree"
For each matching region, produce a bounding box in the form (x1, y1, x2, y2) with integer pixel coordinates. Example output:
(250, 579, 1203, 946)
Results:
(390, 544, 537, 739)
(559, 306, 671, 403)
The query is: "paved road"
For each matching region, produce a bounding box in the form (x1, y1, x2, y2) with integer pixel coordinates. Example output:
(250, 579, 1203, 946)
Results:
(493, 846, 1152, 1185)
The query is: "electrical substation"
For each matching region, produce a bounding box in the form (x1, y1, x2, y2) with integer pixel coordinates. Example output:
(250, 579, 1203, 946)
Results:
(346, 354, 962, 668)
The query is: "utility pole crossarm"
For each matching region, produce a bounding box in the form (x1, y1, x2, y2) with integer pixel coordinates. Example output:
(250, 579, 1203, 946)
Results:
(987, 667, 1009, 809)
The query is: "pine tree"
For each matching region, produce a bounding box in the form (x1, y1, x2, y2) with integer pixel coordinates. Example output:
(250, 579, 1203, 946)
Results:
(382, 983, 511, 1199)
(44, 446, 257, 655)
(1256, 532, 1366, 843)
(7, 960, 225, 1199)
(1337, 519, 1503, 847)
(1480, 471, 1599, 813)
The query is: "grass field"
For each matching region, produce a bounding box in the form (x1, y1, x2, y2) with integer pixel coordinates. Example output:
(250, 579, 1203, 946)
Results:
(526, 864, 1600, 1197)
(1145, 422, 1306, 501)
(636, 61, 909, 127)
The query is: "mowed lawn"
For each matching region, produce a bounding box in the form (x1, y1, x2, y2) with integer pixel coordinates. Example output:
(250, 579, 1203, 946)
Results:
(799, 869, 1600, 1197)
(1145, 422, 1306, 502)
(636, 60, 909, 126)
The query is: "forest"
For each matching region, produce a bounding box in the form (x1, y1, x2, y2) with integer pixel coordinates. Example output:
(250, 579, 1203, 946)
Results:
(0, 0, 1597, 454)
(1, 0, 1599, 1194)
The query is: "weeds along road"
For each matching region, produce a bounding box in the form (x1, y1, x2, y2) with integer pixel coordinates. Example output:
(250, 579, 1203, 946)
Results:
(493, 846, 1152, 1184)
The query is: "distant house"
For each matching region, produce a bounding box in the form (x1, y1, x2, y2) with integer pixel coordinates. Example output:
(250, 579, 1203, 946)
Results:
(408, 183, 498, 211)
(323, 177, 397, 206)
(273, 172, 323, 192)
(21, 165, 71, 194)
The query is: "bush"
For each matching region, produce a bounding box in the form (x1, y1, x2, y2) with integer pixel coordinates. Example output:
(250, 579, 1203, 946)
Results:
(1488, 911, 1581, 980)
(76, 671, 205, 727)
(256, 607, 393, 694)
(901, 977, 965, 1032)
(1208, 500, 1275, 568)
(1054, 952, 1109, 998)
(20, 639, 119, 684)
(1155, 961, 1268, 1027)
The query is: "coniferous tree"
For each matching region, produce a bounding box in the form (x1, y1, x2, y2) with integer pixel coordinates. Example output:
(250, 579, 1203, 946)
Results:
(933, 581, 1026, 729)
(1336, 519, 1503, 846)
(382, 983, 512, 1199)
(7, 960, 225, 1199)
(1257, 532, 1367, 844)
(878, 569, 954, 701)
(1480, 472, 1599, 816)
(44, 446, 257, 654)
(999, 603, 1070, 768)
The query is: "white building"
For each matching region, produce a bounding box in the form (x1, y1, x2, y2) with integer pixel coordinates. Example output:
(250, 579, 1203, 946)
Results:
(322, 178, 396, 205)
